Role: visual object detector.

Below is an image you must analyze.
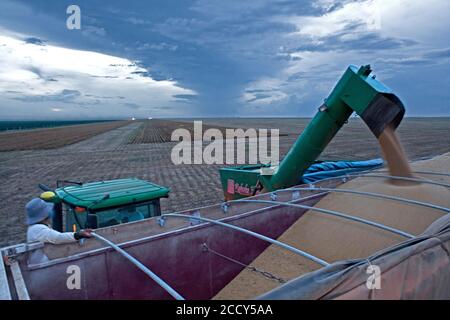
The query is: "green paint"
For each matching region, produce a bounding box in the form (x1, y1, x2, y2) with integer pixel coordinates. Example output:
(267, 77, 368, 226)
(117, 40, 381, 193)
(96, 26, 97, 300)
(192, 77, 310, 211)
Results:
(55, 178, 170, 210)
(220, 64, 404, 198)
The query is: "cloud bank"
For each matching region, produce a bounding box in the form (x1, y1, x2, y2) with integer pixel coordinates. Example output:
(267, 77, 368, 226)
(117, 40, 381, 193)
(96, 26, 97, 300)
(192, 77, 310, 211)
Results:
(0, 0, 449, 118)
(0, 33, 195, 119)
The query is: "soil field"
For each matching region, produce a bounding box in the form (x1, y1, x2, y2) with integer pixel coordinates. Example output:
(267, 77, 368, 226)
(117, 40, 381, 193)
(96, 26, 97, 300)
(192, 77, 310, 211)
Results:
(190, 117, 450, 161)
(0, 120, 131, 151)
(128, 119, 283, 144)
(0, 117, 449, 247)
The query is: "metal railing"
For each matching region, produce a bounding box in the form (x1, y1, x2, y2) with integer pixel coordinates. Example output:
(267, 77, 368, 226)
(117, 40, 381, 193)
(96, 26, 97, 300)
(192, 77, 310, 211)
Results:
(281, 187, 450, 213)
(160, 213, 330, 267)
(92, 233, 185, 300)
(313, 172, 450, 188)
(379, 169, 450, 177)
(227, 199, 414, 239)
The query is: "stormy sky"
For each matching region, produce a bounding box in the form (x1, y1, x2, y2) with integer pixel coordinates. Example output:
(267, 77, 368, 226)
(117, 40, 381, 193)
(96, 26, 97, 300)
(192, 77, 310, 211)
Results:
(0, 0, 449, 120)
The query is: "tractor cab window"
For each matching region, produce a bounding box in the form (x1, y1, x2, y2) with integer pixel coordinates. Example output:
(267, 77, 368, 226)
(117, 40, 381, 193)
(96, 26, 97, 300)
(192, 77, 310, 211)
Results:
(95, 200, 160, 228)
(65, 199, 161, 230)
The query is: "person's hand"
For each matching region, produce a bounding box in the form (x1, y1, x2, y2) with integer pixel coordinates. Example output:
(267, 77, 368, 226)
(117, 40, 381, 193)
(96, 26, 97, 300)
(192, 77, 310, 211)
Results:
(74, 229, 93, 240)
(79, 229, 93, 238)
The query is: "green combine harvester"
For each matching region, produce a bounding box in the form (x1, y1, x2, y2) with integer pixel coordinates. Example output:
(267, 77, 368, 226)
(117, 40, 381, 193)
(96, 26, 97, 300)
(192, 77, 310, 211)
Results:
(39, 179, 170, 232)
(219, 64, 404, 200)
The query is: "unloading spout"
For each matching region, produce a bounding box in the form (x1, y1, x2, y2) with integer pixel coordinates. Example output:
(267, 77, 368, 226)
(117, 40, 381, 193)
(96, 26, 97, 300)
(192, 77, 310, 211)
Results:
(260, 64, 405, 191)
(219, 64, 406, 199)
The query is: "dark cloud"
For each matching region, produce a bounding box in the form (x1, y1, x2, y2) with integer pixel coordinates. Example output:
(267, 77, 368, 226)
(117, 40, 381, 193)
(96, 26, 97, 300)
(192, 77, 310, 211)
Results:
(336, 33, 417, 51)
(90, 75, 119, 79)
(13, 89, 81, 102)
(22, 66, 60, 83)
(173, 94, 198, 100)
(123, 102, 141, 109)
(23, 37, 46, 45)
(375, 57, 431, 66)
(424, 48, 450, 59)
(245, 89, 275, 94)
(375, 48, 450, 68)
(281, 25, 418, 54)
(85, 94, 125, 100)
(246, 93, 272, 103)
(1, 0, 449, 117)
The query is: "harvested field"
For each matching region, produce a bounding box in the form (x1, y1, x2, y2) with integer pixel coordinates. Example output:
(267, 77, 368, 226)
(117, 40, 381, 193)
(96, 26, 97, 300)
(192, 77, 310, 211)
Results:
(128, 119, 284, 144)
(0, 120, 131, 151)
(0, 117, 449, 247)
(199, 117, 450, 161)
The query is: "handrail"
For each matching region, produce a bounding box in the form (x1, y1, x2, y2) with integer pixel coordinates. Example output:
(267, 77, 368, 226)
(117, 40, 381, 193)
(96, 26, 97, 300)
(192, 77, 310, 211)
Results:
(92, 233, 185, 300)
(0, 254, 11, 300)
(283, 187, 450, 213)
(228, 200, 414, 239)
(314, 173, 450, 188)
(352, 173, 450, 187)
(10, 261, 30, 300)
(160, 213, 330, 267)
(381, 170, 450, 178)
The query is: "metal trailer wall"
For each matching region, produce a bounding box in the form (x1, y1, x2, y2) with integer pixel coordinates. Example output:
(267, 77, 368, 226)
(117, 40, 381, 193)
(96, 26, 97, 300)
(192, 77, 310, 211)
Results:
(17, 195, 322, 300)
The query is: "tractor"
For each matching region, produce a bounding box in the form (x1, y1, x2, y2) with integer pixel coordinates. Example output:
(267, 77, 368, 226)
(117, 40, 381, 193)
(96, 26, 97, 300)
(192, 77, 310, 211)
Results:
(39, 178, 170, 232)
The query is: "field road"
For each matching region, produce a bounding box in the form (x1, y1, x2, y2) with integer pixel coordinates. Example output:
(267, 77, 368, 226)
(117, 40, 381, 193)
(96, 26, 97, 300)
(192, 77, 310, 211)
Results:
(0, 118, 449, 247)
(61, 122, 142, 152)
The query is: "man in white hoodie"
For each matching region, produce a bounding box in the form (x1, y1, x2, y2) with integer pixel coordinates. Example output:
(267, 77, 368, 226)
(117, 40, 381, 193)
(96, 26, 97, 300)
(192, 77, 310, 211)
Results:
(26, 198, 92, 263)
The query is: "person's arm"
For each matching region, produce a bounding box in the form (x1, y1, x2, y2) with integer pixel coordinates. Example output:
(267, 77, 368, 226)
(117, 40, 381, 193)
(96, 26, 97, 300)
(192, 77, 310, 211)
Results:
(31, 225, 92, 245)
(33, 226, 76, 244)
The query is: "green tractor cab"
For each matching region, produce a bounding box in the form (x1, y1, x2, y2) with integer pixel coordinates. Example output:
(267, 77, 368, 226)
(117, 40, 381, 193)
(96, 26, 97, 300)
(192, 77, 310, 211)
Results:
(39, 178, 170, 232)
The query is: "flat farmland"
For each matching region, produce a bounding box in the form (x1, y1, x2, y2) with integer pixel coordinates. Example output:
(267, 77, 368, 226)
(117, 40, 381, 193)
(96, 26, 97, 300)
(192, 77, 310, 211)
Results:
(195, 117, 450, 160)
(0, 117, 449, 247)
(0, 120, 131, 151)
(129, 119, 283, 144)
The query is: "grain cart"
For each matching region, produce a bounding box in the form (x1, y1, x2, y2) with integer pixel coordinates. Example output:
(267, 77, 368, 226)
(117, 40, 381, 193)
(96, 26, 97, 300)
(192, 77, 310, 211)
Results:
(39, 178, 170, 232)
